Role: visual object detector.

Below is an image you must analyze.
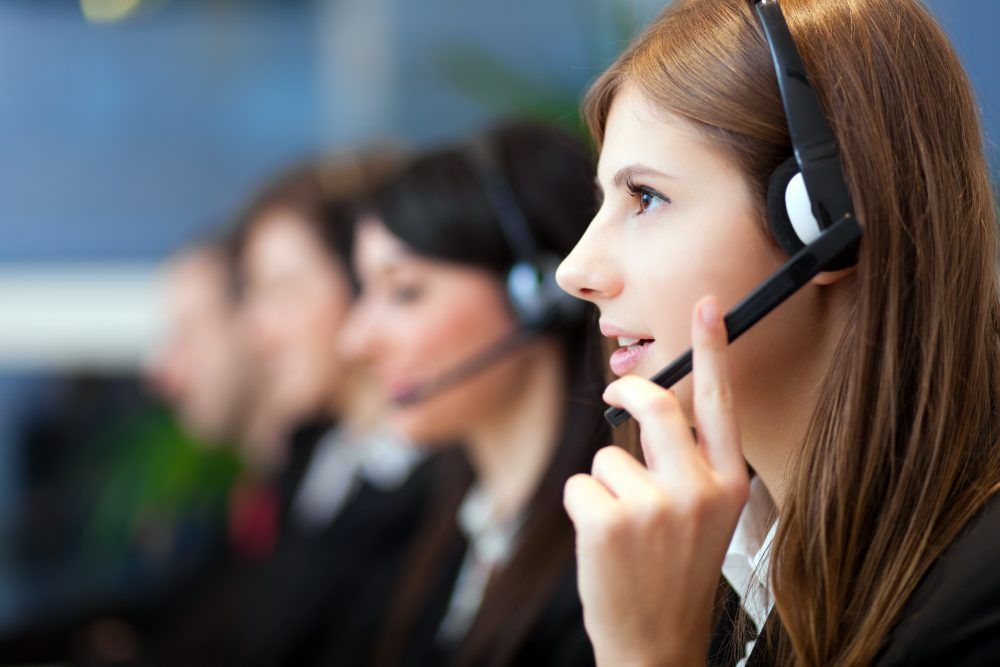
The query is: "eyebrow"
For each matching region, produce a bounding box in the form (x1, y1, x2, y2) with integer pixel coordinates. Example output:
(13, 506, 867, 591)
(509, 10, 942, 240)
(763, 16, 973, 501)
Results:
(612, 164, 675, 189)
(595, 164, 675, 198)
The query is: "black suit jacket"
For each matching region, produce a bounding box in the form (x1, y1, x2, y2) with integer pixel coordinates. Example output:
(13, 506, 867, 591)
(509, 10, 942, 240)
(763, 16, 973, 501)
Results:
(221, 460, 438, 667)
(872, 492, 1000, 666)
(733, 492, 1000, 666)
(148, 432, 438, 667)
(389, 529, 594, 667)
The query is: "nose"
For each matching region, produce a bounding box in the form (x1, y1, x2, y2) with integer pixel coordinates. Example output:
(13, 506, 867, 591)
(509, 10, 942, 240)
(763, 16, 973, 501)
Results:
(555, 221, 623, 302)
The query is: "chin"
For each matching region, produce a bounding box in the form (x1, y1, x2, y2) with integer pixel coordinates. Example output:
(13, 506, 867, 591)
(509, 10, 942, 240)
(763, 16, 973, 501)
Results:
(390, 408, 458, 448)
(630, 355, 665, 379)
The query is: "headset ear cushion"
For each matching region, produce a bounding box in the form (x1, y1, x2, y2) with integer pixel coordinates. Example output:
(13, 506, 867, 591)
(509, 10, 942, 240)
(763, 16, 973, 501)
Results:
(507, 257, 587, 332)
(506, 261, 543, 327)
(766, 157, 808, 257)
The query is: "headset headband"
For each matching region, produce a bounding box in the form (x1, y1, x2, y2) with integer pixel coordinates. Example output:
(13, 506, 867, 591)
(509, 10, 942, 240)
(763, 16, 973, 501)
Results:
(755, 0, 855, 228)
(463, 138, 541, 264)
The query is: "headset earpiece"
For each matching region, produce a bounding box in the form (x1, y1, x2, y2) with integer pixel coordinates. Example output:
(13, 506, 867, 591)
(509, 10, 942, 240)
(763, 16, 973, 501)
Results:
(766, 156, 819, 256)
(767, 156, 857, 270)
(464, 138, 588, 333)
(506, 255, 587, 332)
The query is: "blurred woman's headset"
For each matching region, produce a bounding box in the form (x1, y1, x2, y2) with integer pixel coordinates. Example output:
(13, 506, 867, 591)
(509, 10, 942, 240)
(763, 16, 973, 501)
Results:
(463, 138, 589, 333)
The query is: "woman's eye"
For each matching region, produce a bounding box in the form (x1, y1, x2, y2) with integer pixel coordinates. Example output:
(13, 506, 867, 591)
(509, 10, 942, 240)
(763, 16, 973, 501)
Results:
(637, 190, 664, 214)
(390, 284, 423, 304)
(626, 178, 670, 216)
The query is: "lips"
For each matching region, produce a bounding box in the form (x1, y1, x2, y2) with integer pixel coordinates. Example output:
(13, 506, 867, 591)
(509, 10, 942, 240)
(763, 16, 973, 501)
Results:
(609, 339, 654, 376)
(600, 321, 656, 376)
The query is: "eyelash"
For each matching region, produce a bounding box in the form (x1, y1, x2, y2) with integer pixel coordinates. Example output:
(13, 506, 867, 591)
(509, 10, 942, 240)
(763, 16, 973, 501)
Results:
(624, 177, 671, 215)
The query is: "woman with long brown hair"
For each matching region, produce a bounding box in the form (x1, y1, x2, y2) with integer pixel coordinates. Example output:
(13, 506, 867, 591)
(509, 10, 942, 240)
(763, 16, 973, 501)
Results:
(556, 0, 1000, 664)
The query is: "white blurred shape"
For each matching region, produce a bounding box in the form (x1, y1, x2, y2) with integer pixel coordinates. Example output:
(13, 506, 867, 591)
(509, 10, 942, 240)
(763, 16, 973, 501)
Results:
(0, 264, 165, 371)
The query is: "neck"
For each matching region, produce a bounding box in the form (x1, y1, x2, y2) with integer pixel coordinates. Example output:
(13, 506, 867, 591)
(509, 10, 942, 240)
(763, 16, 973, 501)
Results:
(743, 392, 815, 511)
(328, 364, 384, 438)
(740, 284, 852, 510)
(464, 339, 566, 519)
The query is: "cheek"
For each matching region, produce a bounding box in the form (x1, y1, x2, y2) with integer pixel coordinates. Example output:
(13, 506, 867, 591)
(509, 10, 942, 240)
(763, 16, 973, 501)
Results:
(246, 297, 293, 357)
(382, 288, 516, 442)
(253, 301, 344, 414)
(301, 296, 350, 359)
(199, 346, 235, 407)
(390, 292, 510, 376)
(625, 212, 782, 387)
(390, 352, 527, 445)
(273, 281, 350, 363)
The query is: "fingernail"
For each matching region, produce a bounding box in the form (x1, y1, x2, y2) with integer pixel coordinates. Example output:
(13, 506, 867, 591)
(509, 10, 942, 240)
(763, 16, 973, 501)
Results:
(602, 381, 617, 402)
(699, 298, 720, 328)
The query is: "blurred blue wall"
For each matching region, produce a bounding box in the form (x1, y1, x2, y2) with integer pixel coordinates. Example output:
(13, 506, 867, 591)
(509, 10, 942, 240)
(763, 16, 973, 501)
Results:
(1, 0, 991, 264)
(0, 0, 333, 262)
(0, 0, 635, 262)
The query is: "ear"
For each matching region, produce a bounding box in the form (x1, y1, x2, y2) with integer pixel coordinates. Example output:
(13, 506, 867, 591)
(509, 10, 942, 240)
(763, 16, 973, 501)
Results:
(811, 265, 855, 286)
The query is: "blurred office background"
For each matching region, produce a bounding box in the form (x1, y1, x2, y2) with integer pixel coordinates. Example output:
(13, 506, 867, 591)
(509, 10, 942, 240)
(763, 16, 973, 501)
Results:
(0, 0, 996, 642)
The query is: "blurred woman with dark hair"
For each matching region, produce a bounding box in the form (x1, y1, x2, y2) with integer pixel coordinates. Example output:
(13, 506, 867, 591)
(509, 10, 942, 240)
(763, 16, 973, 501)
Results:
(340, 120, 607, 666)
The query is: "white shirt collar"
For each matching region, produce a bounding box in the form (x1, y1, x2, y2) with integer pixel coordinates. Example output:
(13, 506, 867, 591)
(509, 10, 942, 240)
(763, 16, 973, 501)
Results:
(359, 428, 425, 488)
(436, 485, 525, 643)
(721, 475, 778, 634)
(291, 426, 423, 530)
(456, 485, 524, 566)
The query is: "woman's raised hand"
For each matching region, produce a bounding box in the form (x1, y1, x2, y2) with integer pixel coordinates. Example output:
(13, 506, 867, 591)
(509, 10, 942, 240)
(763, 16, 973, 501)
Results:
(564, 296, 750, 666)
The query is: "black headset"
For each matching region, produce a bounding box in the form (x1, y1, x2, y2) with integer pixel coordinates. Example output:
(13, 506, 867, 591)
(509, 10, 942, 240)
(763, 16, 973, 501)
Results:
(758, 0, 858, 270)
(463, 137, 589, 333)
(605, 0, 863, 426)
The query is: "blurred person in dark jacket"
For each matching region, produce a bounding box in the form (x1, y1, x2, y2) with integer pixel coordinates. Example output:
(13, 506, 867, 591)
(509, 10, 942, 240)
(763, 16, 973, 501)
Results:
(151, 241, 261, 450)
(0, 239, 252, 667)
(152, 151, 441, 667)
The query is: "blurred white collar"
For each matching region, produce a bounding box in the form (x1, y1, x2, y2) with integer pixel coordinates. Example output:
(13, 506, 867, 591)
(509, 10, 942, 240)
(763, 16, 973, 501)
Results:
(292, 426, 423, 530)
(456, 485, 525, 566)
(436, 485, 526, 643)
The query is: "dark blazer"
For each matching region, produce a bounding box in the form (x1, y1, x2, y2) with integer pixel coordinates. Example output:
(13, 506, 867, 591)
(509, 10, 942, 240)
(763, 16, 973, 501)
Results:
(222, 468, 437, 667)
(724, 492, 1000, 666)
(872, 491, 1000, 666)
(391, 541, 594, 667)
(150, 427, 437, 667)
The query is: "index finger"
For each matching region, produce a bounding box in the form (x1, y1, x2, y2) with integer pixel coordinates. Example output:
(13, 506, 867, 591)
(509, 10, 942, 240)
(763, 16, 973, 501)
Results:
(691, 295, 745, 481)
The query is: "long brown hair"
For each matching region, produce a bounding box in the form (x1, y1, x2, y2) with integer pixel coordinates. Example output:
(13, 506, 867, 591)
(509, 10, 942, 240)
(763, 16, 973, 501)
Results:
(584, 0, 1000, 664)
